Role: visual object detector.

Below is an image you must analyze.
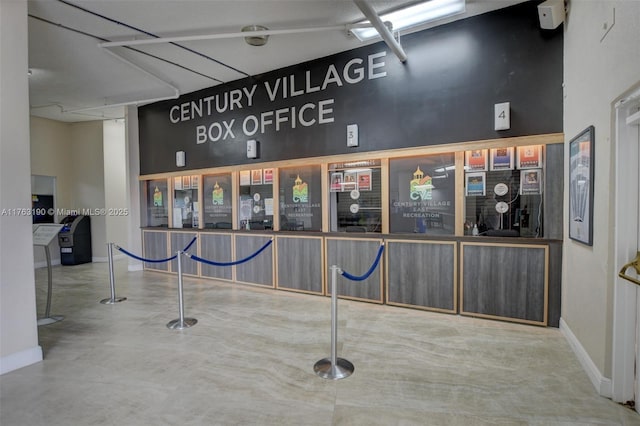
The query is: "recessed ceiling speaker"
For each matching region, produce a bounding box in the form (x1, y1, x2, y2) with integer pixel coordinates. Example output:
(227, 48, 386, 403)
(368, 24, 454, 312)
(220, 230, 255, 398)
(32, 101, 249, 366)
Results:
(538, 0, 565, 30)
(242, 25, 269, 46)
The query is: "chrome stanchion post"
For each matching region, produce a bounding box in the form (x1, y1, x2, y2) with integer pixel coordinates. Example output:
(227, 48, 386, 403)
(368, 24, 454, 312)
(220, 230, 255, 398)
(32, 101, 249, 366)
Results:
(167, 250, 197, 330)
(37, 245, 64, 326)
(314, 265, 354, 379)
(101, 242, 126, 304)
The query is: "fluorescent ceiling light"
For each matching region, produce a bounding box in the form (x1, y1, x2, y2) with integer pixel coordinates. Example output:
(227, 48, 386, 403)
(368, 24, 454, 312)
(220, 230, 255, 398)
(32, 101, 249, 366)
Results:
(435, 165, 456, 172)
(351, 0, 466, 41)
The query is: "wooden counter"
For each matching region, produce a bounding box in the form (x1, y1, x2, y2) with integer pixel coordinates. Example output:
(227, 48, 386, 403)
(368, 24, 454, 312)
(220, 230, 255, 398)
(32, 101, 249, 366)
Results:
(141, 228, 562, 327)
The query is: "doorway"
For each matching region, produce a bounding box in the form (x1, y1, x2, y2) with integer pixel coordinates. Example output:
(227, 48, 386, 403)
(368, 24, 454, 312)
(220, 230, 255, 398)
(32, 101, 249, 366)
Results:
(612, 83, 640, 411)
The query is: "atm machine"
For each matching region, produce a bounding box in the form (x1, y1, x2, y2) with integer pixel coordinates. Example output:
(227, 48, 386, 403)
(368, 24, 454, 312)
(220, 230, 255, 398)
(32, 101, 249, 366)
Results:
(58, 215, 92, 265)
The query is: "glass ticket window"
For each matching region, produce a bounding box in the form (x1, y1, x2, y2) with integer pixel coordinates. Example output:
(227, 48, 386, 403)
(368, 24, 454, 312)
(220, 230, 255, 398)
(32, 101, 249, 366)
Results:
(203, 173, 233, 229)
(464, 146, 544, 237)
(329, 160, 382, 233)
(238, 169, 274, 230)
(144, 179, 168, 227)
(279, 165, 322, 231)
(172, 176, 199, 228)
(389, 154, 456, 235)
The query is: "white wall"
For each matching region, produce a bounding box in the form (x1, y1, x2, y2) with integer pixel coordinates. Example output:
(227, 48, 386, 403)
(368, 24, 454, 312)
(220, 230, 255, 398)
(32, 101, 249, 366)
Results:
(30, 118, 112, 261)
(0, 0, 43, 374)
(30, 117, 74, 210)
(30, 117, 74, 266)
(562, 0, 640, 386)
(125, 106, 143, 271)
(69, 121, 107, 259)
(103, 120, 129, 251)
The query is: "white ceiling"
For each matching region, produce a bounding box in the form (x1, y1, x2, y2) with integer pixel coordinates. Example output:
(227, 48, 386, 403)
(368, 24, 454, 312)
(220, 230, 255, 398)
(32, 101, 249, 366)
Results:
(27, 0, 526, 123)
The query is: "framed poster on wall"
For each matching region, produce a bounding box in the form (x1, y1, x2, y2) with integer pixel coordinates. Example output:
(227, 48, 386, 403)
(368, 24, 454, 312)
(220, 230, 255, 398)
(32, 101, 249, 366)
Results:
(465, 149, 488, 171)
(490, 147, 514, 170)
(516, 145, 543, 169)
(568, 126, 595, 245)
(465, 172, 486, 196)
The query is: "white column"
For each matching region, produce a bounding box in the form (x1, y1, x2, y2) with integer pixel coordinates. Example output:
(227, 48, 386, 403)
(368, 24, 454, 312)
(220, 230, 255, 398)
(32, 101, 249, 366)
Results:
(125, 106, 143, 271)
(0, 0, 43, 374)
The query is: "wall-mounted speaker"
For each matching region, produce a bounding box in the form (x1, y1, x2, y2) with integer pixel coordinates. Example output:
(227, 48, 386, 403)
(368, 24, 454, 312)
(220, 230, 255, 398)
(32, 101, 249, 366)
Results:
(538, 0, 565, 30)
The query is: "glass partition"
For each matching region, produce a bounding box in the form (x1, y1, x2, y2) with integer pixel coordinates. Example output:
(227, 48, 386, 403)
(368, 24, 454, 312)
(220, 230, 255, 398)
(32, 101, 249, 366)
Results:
(139, 140, 552, 237)
(203, 173, 233, 229)
(389, 154, 456, 235)
(238, 168, 274, 230)
(144, 178, 168, 227)
(329, 160, 381, 233)
(279, 165, 322, 231)
(173, 176, 199, 228)
(464, 146, 544, 237)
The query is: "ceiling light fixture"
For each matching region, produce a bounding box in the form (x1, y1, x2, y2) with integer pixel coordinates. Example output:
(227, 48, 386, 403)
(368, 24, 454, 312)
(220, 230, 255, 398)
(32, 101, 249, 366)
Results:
(241, 25, 270, 46)
(351, 0, 466, 41)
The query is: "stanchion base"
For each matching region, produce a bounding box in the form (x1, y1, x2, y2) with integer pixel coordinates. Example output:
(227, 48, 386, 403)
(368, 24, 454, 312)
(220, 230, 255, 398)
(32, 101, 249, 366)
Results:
(313, 357, 354, 380)
(37, 315, 64, 326)
(166, 318, 198, 330)
(100, 297, 127, 304)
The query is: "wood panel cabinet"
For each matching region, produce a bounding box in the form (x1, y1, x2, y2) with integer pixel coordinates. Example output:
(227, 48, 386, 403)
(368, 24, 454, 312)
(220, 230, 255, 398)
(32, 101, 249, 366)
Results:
(142, 230, 169, 272)
(275, 235, 324, 295)
(325, 237, 384, 303)
(142, 229, 560, 327)
(386, 239, 457, 313)
(200, 233, 233, 282)
(461, 242, 548, 326)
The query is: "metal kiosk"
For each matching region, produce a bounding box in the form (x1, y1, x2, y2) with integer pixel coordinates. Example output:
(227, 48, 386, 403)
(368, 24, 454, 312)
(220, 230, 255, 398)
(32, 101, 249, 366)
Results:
(58, 215, 92, 265)
(33, 224, 64, 325)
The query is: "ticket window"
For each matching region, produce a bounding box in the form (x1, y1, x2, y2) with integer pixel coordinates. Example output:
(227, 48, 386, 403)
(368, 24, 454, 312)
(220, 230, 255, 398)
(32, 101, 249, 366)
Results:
(238, 169, 274, 230)
(279, 165, 322, 231)
(173, 176, 199, 228)
(203, 173, 233, 229)
(329, 160, 382, 233)
(463, 146, 544, 237)
(145, 179, 169, 227)
(389, 153, 456, 235)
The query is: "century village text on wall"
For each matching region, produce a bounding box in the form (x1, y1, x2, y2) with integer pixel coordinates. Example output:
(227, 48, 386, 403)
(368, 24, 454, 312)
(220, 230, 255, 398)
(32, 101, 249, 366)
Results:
(168, 52, 388, 144)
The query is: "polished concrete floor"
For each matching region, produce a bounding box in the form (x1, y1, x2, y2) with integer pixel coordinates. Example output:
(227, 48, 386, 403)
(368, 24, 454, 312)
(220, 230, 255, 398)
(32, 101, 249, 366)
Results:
(2, 259, 639, 426)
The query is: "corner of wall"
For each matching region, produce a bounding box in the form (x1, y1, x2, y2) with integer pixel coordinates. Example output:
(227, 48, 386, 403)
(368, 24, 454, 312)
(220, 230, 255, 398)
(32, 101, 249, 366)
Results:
(560, 318, 612, 398)
(0, 346, 43, 376)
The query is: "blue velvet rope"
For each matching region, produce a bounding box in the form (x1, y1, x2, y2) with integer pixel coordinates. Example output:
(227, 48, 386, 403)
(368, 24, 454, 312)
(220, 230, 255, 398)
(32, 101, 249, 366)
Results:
(340, 244, 385, 281)
(187, 239, 273, 267)
(116, 236, 197, 263)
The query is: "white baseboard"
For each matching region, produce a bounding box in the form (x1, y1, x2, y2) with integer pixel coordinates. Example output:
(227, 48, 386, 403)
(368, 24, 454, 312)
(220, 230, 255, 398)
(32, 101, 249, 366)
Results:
(35, 254, 126, 267)
(34, 259, 61, 269)
(0, 346, 43, 375)
(560, 318, 612, 398)
(92, 253, 126, 263)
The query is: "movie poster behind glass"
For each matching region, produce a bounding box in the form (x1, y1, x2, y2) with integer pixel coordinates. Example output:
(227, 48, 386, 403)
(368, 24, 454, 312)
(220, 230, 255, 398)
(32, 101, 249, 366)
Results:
(490, 147, 514, 171)
(517, 145, 543, 169)
(520, 169, 542, 195)
(465, 149, 488, 171)
(279, 166, 322, 231)
(465, 172, 486, 196)
(389, 154, 456, 234)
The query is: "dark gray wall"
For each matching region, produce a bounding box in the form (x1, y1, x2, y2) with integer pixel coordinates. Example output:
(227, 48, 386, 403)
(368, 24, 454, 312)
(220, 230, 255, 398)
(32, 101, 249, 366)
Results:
(139, 1, 562, 175)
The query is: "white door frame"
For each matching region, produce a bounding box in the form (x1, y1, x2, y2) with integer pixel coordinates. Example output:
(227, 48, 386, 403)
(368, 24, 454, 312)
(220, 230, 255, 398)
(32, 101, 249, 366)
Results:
(611, 83, 640, 406)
